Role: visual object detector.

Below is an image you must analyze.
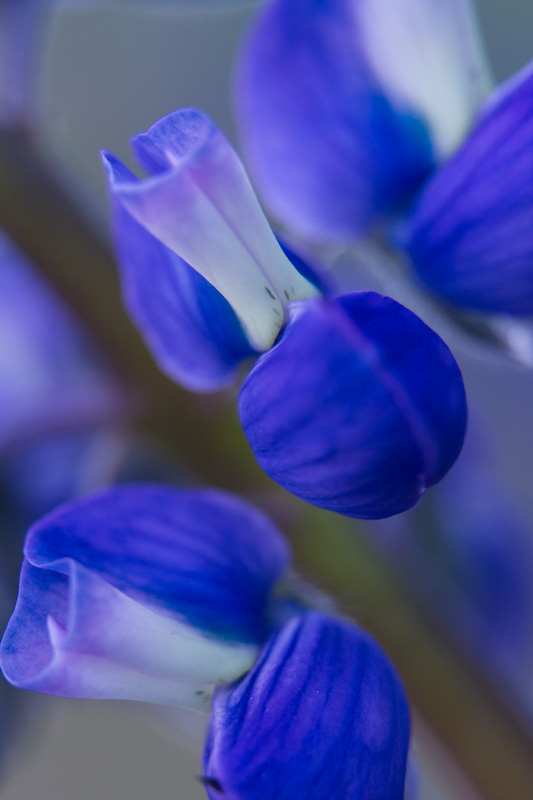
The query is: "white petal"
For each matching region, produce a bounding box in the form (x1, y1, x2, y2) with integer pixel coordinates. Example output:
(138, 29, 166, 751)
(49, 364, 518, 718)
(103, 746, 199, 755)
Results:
(119, 114, 319, 351)
(355, 0, 491, 157)
(38, 564, 259, 709)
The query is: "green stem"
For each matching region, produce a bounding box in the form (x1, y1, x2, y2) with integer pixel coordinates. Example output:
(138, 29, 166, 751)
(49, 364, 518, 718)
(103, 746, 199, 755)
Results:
(1, 125, 532, 799)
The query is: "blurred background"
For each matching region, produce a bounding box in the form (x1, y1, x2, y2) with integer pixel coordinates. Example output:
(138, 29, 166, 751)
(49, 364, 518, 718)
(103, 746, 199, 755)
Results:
(0, 1, 532, 798)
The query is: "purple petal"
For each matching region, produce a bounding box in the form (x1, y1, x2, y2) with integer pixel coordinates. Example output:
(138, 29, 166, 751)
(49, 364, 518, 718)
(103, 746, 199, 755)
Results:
(235, 0, 488, 243)
(1, 559, 256, 706)
(406, 62, 533, 314)
(0, 233, 118, 450)
(239, 292, 466, 519)
(204, 611, 410, 800)
(0, 486, 291, 704)
(22, 485, 290, 643)
(103, 153, 254, 392)
(104, 108, 317, 355)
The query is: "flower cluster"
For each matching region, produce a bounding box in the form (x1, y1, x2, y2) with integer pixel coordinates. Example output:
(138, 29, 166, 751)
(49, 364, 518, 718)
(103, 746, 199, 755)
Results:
(2, 0, 531, 796)
(236, 0, 533, 316)
(103, 107, 467, 519)
(1, 485, 411, 799)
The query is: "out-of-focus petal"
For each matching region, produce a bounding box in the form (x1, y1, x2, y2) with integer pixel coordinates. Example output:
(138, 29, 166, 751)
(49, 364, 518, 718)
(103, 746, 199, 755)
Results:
(239, 292, 466, 519)
(403, 757, 419, 800)
(204, 611, 410, 799)
(0, 486, 291, 705)
(406, 62, 533, 315)
(0, 233, 119, 450)
(103, 154, 254, 391)
(355, 0, 490, 158)
(104, 108, 318, 354)
(235, 0, 488, 244)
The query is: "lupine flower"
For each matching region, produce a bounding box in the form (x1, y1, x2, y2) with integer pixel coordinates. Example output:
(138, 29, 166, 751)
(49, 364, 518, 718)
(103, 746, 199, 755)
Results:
(205, 611, 410, 800)
(236, 0, 533, 318)
(0, 487, 286, 705)
(0, 233, 118, 454)
(235, 0, 490, 244)
(103, 108, 467, 519)
(0, 232, 127, 543)
(405, 62, 533, 315)
(0, 485, 411, 798)
(0, 233, 125, 776)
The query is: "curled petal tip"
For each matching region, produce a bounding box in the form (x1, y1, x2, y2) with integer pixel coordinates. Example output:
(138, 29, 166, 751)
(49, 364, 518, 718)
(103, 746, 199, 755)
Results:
(104, 109, 318, 360)
(0, 560, 252, 708)
(0, 486, 293, 705)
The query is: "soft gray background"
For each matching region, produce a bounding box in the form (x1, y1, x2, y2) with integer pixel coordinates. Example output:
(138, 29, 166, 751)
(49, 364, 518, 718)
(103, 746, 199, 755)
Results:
(1, 2, 532, 798)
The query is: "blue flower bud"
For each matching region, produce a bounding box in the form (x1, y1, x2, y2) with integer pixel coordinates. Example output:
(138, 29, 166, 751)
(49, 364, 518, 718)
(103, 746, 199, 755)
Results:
(239, 292, 467, 519)
(204, 611, 410, 800)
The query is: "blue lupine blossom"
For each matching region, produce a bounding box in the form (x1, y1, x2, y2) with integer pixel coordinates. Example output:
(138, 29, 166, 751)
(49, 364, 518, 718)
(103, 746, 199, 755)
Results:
(0, 233, 119, 453)
(235, 0, 490, 244)
(0, 232, 127, 540)
(405, 62, 533, 315)
(103, 108, 467, 519)
(0, 486, 287, 705)
(205, 611, 410, 800)
(0, 485, 412, 798)
(239, 291, 467, 518)
(236, 0, 533, 318)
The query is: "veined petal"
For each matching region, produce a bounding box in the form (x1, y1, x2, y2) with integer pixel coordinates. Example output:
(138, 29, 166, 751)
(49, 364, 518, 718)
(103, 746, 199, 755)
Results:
(203, 611, 410, 799)
(0, 486, 291, 706)
(235, 0, 488, 243)
(406, 62, 533, 315)
(0, 560, 254, 708)
(103, 154, 254, 391)
(22, 485, 290, 643)
(104, 108, 318, 353)
(239, 292, 466, 519)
